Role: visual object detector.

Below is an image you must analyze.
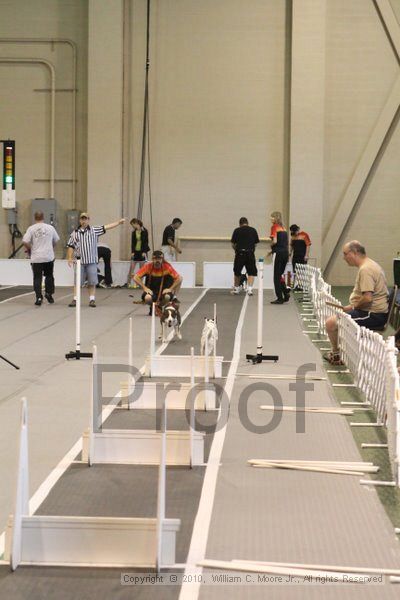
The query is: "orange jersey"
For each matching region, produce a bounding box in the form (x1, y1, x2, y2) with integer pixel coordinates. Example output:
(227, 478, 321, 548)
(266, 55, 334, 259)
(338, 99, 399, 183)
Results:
(136, 260, 179, 280)
(291, 231, 311, 246)
(270, 223, 286, 238)
(296, 231, 311, 246)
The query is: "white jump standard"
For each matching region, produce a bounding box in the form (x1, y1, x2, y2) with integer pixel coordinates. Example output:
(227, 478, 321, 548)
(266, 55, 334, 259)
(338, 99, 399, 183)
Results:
(65, 259, 93, 360)
(120, 314, 217, 410)
(6, 398, 180, 569)
(84, 346, 205, 466)
(246, 258, 279, 364)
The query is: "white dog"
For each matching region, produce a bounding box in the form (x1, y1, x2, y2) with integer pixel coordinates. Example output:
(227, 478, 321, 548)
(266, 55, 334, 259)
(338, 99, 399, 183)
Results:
(160, 300, 182, 343)
(200, 318, 218, 355)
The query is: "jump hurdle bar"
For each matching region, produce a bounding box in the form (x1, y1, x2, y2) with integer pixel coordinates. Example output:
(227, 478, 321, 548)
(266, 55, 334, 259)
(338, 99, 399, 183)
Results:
(246, 258, 279, 364)
(65, 258, 93, 360)
(82, 345, 205, 466)
(5, 397, 180, 570)
(121, 316, 217, 410)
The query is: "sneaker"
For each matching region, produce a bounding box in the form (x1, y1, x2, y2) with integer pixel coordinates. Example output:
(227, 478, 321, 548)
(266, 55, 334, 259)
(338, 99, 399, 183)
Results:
(45, 293, 54, 304)
(231, 287, 240, 295)
(35, 297, 42, 306)
(247, 288, 253, 296)
(68, 299, 76, 307)
(323, 352, 344, 366)
(270, 299, 284, 304)
(89, 300, 96, 308)
(99, 281, 110, 289)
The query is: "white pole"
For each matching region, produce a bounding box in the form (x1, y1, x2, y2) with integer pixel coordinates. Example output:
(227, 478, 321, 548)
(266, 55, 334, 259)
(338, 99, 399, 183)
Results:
(151, 302, 156, 357)
(89, 345, 97, 465)
(205, 333, 209, 382)
(11, 397, 29, 571)
(75, 259, 81, 354)
(257, 258, 264, 358)
(190, 346, 195, 467)
(213, 303, 217, 358)
(156, 397, 166, 571)
(396, 397, 400, 486)
(128, 317, 133, 409)
(128, 317, 133, 368)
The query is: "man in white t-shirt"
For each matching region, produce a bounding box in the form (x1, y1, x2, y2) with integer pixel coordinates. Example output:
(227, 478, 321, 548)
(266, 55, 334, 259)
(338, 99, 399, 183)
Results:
(22, 211, 60, 306)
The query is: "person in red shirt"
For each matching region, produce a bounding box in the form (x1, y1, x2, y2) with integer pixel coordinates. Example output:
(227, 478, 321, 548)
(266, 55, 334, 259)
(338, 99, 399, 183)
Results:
(133, 250, 182, 315)
(290, 224, 312, 290)
(268, 211, 290, 304)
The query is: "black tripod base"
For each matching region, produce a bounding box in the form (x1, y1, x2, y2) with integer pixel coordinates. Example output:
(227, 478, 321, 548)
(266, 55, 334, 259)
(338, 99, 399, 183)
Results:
(65, 350, 93, 360)
(246, 353, 279, 364)
(0, 354, 20, 370)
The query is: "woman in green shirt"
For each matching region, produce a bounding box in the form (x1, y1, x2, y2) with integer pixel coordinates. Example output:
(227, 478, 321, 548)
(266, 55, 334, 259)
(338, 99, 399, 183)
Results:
(128, 218, 150, 288)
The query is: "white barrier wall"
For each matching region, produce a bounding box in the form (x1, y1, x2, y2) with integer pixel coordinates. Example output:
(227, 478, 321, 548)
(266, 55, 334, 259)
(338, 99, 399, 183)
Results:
(0, 260, 74, 287)
(203, 262, 276, 289)
(0, 260, 196, 288)
(1, 259, 298, 288)
(203, 260, 294, 289)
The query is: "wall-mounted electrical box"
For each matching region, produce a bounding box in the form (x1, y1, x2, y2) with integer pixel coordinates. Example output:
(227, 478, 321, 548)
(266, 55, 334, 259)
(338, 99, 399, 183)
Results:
(31, 198, 57, 226)
(66, 210, 79, 234)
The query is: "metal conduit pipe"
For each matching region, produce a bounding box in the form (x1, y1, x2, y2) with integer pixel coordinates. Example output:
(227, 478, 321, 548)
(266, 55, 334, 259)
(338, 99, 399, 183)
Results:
(0, 38, 77, 208)
(0, 57, 55, 199)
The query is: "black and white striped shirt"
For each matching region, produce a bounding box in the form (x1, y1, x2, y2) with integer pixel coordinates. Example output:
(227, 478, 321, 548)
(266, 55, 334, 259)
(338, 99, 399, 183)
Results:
(67, 225, 105, 265)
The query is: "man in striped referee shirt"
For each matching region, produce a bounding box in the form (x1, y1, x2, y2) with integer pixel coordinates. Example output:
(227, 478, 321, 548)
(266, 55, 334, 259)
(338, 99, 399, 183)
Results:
(66, 212, 125, 307)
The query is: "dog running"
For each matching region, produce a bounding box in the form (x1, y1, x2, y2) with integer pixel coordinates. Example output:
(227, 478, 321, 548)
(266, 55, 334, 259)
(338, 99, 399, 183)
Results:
(159, 299, 182, 343)
(200, 318, 218, 355)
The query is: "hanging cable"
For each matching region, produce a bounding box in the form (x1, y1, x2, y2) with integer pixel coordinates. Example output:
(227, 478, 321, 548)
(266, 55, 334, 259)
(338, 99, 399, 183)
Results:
(146, 92, 155, 250)
(136, 0, 151, 227)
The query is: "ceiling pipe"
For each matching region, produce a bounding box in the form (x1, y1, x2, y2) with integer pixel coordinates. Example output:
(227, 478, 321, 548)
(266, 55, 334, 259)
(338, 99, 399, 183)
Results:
(0, 38, 77, 208)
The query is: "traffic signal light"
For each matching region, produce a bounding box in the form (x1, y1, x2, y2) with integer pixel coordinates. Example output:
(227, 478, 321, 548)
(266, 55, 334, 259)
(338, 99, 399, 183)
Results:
(2, 140, 16, 208)
(2, 141, 15, 189)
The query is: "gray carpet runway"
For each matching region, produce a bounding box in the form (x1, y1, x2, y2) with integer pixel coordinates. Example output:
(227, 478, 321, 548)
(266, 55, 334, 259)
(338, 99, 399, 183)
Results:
(0, 285, 32, 302)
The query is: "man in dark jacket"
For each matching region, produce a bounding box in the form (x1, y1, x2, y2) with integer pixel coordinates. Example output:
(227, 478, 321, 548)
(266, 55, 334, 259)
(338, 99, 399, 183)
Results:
(231, 217, 260, 296)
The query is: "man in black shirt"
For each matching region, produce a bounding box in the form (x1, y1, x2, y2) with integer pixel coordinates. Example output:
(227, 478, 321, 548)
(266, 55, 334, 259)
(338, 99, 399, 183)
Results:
(231, 217, 260, 296)
(161, 218, 182, 262)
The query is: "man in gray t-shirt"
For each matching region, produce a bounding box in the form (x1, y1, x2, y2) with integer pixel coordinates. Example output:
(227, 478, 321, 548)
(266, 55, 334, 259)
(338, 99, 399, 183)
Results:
(22, 211, 60, 306)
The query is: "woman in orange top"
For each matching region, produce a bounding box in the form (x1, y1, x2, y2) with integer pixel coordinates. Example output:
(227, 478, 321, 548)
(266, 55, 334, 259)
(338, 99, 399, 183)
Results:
(268, 211, 290, 304)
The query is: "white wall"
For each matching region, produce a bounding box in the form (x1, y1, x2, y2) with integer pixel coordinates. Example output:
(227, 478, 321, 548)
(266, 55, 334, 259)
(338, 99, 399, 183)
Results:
(2, 0, 400, 286)
(129, 0, 288, 278)
(87, 0, 124, 258)
(323, 0, 400, 284)
(290, 0, 326, 267)
(0, 0, 88, 257)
